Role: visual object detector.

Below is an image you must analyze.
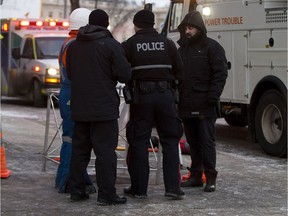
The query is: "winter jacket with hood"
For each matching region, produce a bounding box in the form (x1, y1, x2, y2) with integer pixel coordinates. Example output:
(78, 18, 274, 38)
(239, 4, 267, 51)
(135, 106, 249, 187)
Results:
(122, 28, 183, 83)
(66, 25, 131, 121)
(177, 11, 228, 118)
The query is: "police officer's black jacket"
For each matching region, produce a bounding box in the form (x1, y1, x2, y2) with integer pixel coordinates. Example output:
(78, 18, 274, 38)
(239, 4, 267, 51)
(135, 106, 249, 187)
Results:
(177, 11, 228, 118)
(122, 28, 183, 83)
(66, 25, 131, 121)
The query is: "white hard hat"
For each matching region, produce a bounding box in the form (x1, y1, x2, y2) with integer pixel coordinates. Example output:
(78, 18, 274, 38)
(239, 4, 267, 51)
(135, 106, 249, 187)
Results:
(69, 8, 91, 30)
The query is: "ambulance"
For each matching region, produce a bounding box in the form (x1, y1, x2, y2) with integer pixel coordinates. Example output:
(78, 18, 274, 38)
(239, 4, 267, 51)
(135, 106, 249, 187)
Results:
(161, 0, 287, 156)
(1, 18, 69, 107)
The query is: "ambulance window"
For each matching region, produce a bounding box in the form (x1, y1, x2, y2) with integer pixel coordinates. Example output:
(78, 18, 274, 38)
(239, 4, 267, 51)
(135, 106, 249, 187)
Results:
(11, 33, 22, 48)
(169, 2, 183, 32)
(22, 38, 34, 59)
(35, 37, 67, 59)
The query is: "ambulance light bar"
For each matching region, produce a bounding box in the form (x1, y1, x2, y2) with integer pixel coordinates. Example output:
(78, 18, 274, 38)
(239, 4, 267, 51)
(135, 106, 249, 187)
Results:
(1, 19, 69, 32)
(1, 23, 9, 31)
(18, 20, 69, 28)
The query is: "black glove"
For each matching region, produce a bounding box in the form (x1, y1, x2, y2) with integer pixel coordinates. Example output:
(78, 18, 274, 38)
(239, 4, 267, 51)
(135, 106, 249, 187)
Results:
(123, 85, 133, 104)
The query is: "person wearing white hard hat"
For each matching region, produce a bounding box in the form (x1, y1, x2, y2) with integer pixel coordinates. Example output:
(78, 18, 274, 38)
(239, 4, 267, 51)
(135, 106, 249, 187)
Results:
(55, 8, 96, 195)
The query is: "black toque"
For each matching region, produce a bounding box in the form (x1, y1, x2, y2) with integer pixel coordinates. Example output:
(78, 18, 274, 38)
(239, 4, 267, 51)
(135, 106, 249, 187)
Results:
(133, 9, 154, 28)
(89, 9, 109, 28)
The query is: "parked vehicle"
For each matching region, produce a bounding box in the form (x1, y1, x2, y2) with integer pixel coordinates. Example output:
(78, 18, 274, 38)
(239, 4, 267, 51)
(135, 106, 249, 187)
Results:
(1, 18, 69, 106)
(161, 0, 287, 156)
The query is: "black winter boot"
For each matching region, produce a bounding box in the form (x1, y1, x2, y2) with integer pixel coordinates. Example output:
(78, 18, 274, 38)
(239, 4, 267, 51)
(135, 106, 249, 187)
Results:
(181, 168, 203, 187)
(204, 170, 218, 192)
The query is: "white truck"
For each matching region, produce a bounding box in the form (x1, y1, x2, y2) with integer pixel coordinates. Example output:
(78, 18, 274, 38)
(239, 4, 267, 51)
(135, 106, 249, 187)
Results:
(1, 18, 69, 106)
(161, 0, 287, 156)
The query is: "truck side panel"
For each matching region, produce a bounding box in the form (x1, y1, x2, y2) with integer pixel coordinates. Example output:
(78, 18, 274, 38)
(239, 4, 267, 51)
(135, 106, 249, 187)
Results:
(248, 29, 287, 97)
(209, 31, 249, 103)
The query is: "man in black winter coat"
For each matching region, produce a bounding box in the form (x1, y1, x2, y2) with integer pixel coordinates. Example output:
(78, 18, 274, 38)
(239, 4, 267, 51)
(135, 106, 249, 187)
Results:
(177, 11, 228, 192)
(66, 9, 131, 205)
(122, 9, 185, 200)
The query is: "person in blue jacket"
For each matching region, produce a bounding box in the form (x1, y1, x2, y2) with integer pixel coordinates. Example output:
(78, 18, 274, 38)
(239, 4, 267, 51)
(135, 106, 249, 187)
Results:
(55, 8, 96, 194)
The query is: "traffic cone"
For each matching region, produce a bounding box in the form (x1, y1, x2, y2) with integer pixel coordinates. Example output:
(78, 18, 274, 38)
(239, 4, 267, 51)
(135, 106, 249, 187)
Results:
(0, 131, 12, 178)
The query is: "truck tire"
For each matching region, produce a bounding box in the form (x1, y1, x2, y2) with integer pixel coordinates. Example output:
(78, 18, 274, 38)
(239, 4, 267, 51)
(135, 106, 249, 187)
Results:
(224, 114, 248, 127)
(33, 80, 46, 107)
(255, 90, 287, 157)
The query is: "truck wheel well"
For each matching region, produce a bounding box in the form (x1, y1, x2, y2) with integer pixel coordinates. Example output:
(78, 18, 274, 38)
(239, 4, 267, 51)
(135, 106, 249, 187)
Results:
(249, 76, 287, 141)
(250, 76, 287, 113)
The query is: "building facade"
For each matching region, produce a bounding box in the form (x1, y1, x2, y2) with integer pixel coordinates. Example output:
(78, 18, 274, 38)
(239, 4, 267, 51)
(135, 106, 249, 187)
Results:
(42, 0, 168, 42)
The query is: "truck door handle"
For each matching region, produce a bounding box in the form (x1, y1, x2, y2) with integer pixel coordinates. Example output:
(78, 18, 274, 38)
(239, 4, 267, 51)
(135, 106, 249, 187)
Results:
(227, 61, 231, 70)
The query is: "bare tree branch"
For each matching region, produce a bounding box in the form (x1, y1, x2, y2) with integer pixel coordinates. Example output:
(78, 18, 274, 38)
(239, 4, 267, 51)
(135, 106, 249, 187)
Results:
(68, 0, 141, 35)
(111, 9, 138, 34)
(70, 0, 80, 13)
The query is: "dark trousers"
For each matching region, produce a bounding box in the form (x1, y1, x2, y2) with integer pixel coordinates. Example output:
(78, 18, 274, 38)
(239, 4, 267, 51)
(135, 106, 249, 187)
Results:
(182, 117, 217, 173)
(56, 87, 92, 193)
(126, 89, 183, 194)
(69, 120, 118, 200)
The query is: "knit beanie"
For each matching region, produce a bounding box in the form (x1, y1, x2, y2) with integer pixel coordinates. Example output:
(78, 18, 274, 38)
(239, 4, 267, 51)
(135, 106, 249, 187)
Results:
(133, 10, 154, 28)
(89, 9, 109, 28)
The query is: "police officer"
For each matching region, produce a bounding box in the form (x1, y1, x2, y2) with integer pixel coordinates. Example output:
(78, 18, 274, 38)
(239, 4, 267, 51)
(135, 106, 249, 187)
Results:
(122, 9, 185, 200)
